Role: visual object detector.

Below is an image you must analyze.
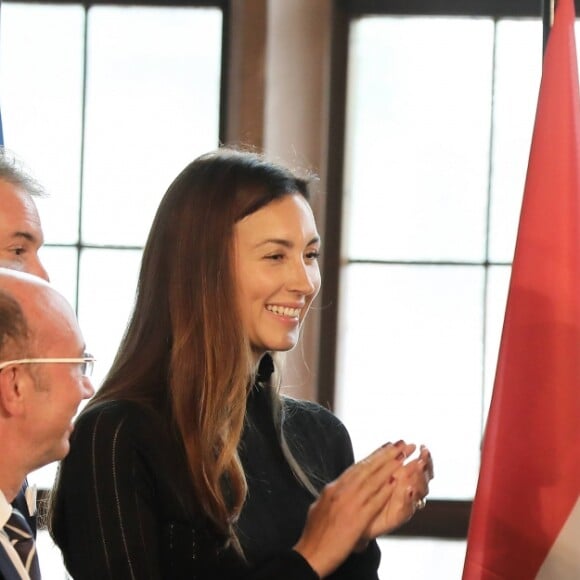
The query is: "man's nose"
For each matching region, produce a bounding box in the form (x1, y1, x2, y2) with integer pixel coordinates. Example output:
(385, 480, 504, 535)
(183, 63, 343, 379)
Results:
(82, 377, 95, 400)
(30, 256, 50, 282)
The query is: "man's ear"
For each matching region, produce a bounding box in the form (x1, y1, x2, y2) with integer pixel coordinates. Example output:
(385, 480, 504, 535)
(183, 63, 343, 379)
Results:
(0, 366, 26, 416)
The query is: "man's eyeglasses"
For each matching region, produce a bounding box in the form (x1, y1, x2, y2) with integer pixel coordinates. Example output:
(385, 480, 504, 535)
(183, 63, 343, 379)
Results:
(0, 354, 96, 377)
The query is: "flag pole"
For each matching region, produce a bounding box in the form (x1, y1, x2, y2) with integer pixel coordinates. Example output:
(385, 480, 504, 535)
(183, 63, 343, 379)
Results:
(543, 0, 556, 54)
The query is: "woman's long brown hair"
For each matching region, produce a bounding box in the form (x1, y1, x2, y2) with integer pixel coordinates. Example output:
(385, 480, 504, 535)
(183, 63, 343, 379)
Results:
(77, 148, 313, 547)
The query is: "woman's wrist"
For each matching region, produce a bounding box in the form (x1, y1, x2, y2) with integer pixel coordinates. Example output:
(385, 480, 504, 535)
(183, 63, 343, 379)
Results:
(293, 540, 327, 578)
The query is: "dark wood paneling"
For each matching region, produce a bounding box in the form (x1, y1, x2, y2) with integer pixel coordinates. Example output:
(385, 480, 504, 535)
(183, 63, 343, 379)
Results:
(338, 0, 548, 18)
(392, 499, 472, 539)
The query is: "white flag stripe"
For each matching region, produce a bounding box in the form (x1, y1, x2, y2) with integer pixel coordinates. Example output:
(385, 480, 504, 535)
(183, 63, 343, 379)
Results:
(536, 496, 580, 579)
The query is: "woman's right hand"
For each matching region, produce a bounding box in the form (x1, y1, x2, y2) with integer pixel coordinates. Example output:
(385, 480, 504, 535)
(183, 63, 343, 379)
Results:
(361, 444, 433, 542)
(293, 441, 415, 578)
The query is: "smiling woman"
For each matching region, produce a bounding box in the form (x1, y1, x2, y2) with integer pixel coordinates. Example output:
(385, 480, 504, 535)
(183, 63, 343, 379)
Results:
(234, 194, 322, 356)
(48, 148, 433, 580)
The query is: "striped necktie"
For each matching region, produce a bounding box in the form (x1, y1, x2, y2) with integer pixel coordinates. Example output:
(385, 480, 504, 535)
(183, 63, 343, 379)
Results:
(4, 508, 41, 579)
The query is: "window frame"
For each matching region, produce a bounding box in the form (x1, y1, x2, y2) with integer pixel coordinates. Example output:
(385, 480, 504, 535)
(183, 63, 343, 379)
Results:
(2, 0, 230, 522)
(2, 0, 230, 314)
(7, 0, 231, 166)
(319, 0, 558, 539)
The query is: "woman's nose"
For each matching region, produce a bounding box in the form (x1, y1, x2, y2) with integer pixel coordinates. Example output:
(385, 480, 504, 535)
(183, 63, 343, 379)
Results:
(289, 261, 318, 295)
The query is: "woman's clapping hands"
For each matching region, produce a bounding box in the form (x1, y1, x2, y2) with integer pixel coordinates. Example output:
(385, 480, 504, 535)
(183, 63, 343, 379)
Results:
(294, 441, 434, 578)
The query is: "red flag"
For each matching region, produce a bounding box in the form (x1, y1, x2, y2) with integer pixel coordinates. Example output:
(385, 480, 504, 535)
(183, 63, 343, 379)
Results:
(463, 0, 580, 578)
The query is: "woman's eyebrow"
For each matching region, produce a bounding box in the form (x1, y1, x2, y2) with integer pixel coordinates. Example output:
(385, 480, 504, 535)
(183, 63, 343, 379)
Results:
(253, 236, 320, 249)
(254, 238, 292, 249)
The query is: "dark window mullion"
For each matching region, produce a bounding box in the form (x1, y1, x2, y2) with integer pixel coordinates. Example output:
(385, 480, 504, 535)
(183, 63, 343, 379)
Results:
(481, 19, 499, 438)
(338, 0, 558, 19)
(75, 4, 89, 315)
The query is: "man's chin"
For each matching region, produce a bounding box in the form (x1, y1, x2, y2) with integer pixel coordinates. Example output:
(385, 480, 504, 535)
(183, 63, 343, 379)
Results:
(51, 441, 71, 463)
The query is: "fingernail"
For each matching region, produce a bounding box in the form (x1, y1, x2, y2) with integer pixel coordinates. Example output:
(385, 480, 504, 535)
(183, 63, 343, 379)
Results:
(381, 441, 392, 449)
(394, 440, 405, 447)
(396, 451, 406, 461)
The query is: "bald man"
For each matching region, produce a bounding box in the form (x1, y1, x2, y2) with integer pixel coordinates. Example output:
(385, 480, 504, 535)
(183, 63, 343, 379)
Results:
(0, 149, 48, 280)
(0, 269, 94, 579)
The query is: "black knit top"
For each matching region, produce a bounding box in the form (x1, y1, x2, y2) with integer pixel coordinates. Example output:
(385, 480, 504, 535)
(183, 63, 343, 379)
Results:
(51, 359, 381, 579)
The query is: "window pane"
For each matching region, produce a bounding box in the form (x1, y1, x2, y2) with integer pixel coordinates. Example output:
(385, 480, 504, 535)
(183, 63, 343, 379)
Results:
(82, 6, 223, 246)
(344, 17, 493, 262)
(488, 20, 542, 262)
(338, 15, 548, 511)
(38, 246, 79, 308)
(334, 264, 484, 499)
(78, 248, 143, 388)
(0, 2, 223, 399)
(378, 537, 466, 579)
(36, 530, 67, 580)
(0, 3, 84, 245)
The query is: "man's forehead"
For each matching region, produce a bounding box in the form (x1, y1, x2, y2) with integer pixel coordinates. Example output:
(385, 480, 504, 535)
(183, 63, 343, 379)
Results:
(36, 308, 85, 357)
(0, 180, 43, 240)
(0, 179, 37, 210)
(1, 274, 80, 345)
(0, 177, 25, 197)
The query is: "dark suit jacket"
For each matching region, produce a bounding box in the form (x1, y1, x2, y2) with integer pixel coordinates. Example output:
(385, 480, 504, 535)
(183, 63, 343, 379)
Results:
(0, 557, 24, 580)
(0, 547, 24, 580)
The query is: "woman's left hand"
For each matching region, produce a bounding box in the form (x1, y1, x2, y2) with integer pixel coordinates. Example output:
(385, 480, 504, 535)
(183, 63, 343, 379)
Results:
(359, 445, 434, 544)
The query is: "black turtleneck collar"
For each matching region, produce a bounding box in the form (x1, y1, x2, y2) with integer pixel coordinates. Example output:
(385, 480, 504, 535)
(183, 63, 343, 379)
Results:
(255, 353, 275, 384)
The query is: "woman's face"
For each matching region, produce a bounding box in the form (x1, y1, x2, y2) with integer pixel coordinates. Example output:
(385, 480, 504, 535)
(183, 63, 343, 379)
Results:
(234, 193, 321, 357)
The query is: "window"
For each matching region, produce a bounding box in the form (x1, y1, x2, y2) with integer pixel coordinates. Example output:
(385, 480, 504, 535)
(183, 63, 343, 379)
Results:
(338, 13, 544, 498)
(320, 2, 561, 577)
(0, 2, 224, 575)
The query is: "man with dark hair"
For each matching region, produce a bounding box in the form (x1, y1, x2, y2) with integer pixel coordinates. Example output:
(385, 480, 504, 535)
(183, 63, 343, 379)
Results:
(0, 269, 94, 579)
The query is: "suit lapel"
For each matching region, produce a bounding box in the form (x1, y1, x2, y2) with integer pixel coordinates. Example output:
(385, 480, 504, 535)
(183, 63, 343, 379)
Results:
(0, 543, 22, 580)
(12, 482, 36, 536)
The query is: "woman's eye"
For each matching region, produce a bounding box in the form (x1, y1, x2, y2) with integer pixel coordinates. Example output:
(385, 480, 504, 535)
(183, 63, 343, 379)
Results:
(266, 254, 284, 261)
(306, 250, 321, 260)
